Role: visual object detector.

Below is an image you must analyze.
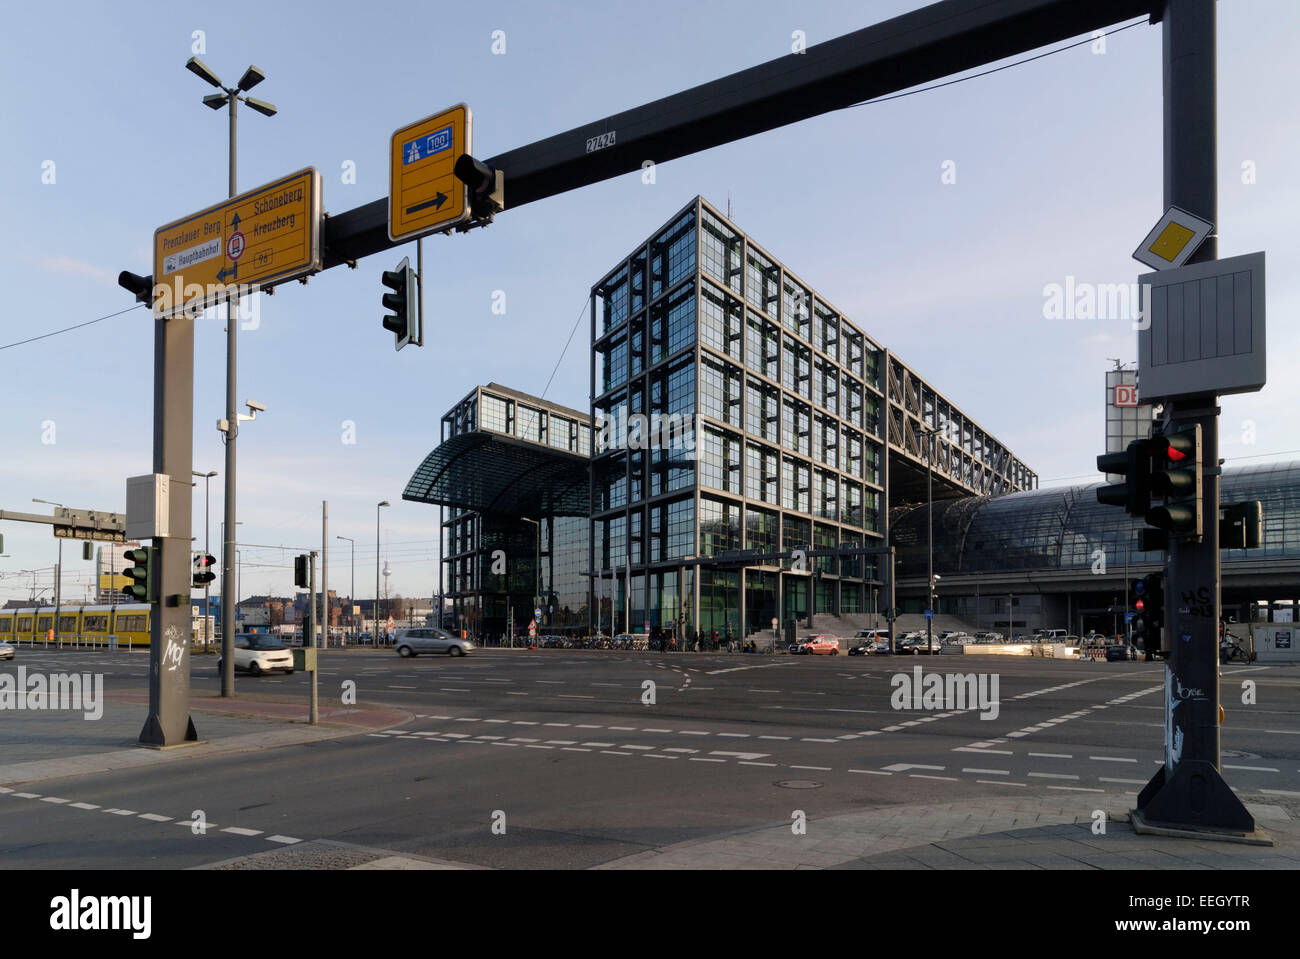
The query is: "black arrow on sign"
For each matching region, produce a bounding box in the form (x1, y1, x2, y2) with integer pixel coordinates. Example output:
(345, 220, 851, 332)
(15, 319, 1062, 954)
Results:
(405, 191, 448, 215)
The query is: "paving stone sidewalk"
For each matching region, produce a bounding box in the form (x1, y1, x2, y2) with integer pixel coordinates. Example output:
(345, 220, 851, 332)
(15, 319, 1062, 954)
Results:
(595, 794, 1300, 870)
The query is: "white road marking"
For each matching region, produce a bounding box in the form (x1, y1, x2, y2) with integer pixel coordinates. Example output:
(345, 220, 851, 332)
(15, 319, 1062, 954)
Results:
(792, 765, 832, 771)
(40, 797, 70, 804)
(1028, 772, 1079, 780)
(1100, 778, 1148, 785)
(963, 768, 1010, 776)
(1260, 789, 1300, 798)
(977, 780, 1026, 787)
(139, 813, 172, 822)
(601, 750, 632, 756)
(759, 735, 791, 740)
(69, 802, 100, 810)
(1028, 752, 1073, 759)
(952, 747, 1013, 754)
(222, 827, 263, 837)
(266, 835, 301, 844)
(581, 742, 615, 748)
(1089, 756, 1139, 763)
(910, 774, 958, 781)
(849, 769, 892, 776)
(882, 763, 945, 773)
(1223, 764, 1279, 772)
(558, 694, 595, 699)
(679, 730, 710, 736)
(706, 663, 787, 675)
(690, 757, 726, 763)
(1048, 785, 1104, 793)
(739, 761, 777, 767)
(711, 751, 770, 761)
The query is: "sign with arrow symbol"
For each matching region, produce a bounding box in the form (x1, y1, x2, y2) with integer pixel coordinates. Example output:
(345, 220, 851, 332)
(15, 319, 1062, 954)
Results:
(152, 168, 322, 318)
(389, 103, 471, 241)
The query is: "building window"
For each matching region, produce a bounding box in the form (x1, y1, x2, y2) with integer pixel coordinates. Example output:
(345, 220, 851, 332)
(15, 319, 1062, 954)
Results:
(746, 378, 780, 445)
(700, 209, 742, 294)
(598, 263, 629, 335)
(651, 212, 696, 299)
(700, 281, 743, 363)
(745, 441, 780, 505)
(700, 355, 742, 427)
(746, 247, 780, 319)
(699, 495, 741, 556)
(700, 426, 742, 495)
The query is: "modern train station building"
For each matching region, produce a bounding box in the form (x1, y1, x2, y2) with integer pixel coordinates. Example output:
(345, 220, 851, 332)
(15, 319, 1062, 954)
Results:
(404, 197, 1037, 641)
(401, 196, 1300, 653)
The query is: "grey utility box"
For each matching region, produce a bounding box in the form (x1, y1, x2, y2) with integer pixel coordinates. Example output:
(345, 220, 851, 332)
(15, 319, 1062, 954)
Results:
(1137, 251, 1265, 401)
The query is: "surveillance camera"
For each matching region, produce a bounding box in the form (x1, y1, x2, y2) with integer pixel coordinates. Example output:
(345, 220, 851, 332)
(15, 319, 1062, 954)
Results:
(246, 400, 267, 413)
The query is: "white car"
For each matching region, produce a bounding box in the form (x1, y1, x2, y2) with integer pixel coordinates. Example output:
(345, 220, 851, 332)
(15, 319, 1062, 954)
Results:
(216, 633, 295, 676)
(0, 641, 13, 661)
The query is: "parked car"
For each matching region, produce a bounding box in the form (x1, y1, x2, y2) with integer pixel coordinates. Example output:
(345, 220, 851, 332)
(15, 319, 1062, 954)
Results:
(216, 633, 294, 676)
(802, 635, 841, 655)
(1105, 643, 1138, 662)
(0, 641, 13, 661)
(972, 631, 1003, 643)
(394, 627, 475, 658)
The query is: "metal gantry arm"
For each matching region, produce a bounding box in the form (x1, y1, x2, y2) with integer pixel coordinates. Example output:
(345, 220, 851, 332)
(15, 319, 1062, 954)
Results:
(323, 0, 1160, 270)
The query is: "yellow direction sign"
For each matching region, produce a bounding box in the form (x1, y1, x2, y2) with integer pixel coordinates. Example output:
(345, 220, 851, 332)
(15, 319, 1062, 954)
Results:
(389, 104, 471, 241)
(152, 168, 322, 317)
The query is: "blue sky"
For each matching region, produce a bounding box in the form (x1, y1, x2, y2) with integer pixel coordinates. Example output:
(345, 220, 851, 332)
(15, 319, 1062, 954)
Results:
(2, 0, 1297, 606)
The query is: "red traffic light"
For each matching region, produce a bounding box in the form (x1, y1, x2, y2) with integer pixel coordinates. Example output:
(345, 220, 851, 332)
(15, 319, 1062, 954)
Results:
(1135, 598, 1145, 611)
(194, 553, 216, 568)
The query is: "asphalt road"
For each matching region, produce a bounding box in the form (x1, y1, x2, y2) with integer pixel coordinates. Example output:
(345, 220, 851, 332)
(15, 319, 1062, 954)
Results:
(2, 647, 1297, 868)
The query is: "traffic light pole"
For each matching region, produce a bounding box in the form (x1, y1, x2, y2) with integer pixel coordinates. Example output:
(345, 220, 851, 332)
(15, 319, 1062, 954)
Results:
(138, 285, 199, 747)
(1135, 0, 1253, 834)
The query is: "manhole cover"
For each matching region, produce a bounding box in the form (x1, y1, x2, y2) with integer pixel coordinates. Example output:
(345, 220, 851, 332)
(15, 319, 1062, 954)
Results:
(775, 780, 823, 789)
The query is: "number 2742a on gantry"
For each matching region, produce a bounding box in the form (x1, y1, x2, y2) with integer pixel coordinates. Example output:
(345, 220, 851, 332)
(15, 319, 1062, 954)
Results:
(389, 104, 471, 241)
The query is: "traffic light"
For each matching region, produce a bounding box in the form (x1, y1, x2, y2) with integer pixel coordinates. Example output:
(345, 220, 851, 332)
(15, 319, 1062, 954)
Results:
(294, 554, 310, 589)
(192, 553, 216, 589)
(453, 153, 505, 219)
(1132, 572, 1165, 653)
(1096, 438, 1154, 515)
(1146, 425, 1202, 539)
(83, 541, 93, 560)
(380, 256, 420, 351)
(122, 547, 155, 603)
(1221, 500, 1263, 549)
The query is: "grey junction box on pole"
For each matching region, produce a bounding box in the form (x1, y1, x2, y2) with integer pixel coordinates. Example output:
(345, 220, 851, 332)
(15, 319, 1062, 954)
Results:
(1137, 251, 1265, 400)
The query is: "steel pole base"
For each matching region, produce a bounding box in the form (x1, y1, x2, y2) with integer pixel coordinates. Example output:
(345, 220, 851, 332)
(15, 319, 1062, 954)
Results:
(1135, 759, 1256, 835)
(137, 713, 200, 749)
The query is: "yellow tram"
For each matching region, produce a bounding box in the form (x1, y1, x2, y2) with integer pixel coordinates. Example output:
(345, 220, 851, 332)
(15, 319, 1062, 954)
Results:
(0, 604, 153, 648)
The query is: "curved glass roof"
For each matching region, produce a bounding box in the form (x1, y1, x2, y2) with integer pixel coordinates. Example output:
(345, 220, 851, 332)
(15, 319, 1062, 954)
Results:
(892, 461, 1300, 578)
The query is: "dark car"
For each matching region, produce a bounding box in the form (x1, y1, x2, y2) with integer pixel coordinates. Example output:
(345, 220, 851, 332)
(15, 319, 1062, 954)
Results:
(1105, 644, 1137, 662)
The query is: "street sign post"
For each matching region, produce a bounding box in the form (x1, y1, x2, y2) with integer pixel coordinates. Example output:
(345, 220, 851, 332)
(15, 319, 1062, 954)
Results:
(389, 104, 471, 241)
(152, 168, 322, 317)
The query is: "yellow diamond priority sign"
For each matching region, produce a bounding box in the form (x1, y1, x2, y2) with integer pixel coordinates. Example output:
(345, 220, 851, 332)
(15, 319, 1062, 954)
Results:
(389, 104, 471, 241)
(1133, 205, 1213, 271)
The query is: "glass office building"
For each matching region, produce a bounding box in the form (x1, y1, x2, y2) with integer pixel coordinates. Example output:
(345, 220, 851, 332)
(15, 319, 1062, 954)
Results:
(405, 384, 591, 641)
(589, 197, 1035, 640)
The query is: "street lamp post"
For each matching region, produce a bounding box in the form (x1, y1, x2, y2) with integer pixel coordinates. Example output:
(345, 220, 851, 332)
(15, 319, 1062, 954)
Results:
(193, 470, 216, 649)
(521, 517, 541, 638)
(337, 535, 355, 644)
(919, 427, 938, 654)
(186, 57, 277, 696)
(32, 499, 63, 644)
(376, 501, 389, 643)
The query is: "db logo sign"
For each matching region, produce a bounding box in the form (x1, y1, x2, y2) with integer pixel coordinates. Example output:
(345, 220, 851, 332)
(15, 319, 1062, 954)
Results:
(1114, 384, 1138, 407)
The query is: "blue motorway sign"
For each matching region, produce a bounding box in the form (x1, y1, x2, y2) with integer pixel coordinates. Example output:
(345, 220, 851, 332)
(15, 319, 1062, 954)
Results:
(402, 124, 454, 165)
(924, 609, 933, 620)
(1125, 611, 1136, 623)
